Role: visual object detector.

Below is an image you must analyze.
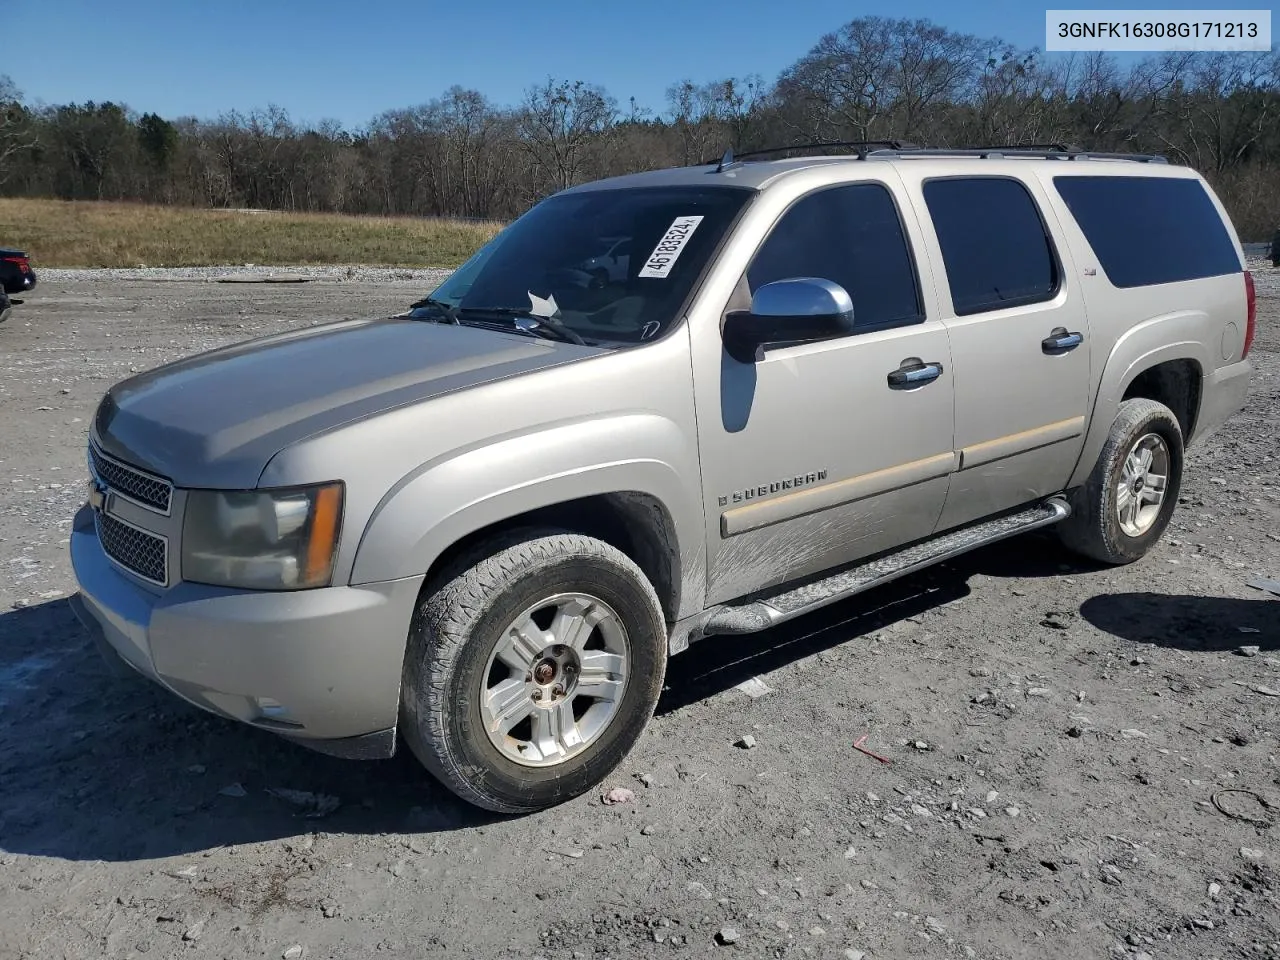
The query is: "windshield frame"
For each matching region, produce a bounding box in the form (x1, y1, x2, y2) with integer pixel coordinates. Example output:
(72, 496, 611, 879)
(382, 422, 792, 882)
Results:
(417, 183, 760, 349)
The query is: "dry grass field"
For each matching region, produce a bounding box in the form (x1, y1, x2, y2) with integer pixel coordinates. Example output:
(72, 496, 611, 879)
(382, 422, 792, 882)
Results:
(0, 198, 501, 269)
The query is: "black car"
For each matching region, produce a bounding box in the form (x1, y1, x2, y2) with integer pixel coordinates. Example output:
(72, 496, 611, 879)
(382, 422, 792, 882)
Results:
(0, 247, 37, 295)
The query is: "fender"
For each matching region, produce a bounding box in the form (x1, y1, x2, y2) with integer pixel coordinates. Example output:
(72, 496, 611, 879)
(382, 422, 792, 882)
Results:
(1068, 311, 1211, 490)
(349, 413, 706, 618)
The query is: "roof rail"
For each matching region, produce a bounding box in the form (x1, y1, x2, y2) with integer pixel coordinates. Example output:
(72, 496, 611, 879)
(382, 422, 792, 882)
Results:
(970, 142, 1081, 152)
(704, 140, 917, 167)
(865, 146, 1169, 163)
(703, 140, 1169, 168)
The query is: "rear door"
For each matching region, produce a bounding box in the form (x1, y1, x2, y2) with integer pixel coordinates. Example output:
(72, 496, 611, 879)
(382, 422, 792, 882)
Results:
(903, 171, 1092, 531)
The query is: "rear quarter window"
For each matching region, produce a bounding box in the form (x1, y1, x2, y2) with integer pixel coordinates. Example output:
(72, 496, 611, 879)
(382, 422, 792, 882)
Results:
(1052, 175, 1241, 288)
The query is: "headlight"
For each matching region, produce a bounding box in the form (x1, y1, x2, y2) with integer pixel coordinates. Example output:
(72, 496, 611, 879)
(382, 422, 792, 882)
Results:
(182, 483, 344, 590)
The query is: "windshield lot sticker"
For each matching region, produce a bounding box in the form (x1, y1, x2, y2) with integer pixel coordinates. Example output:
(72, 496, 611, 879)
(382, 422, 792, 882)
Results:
(528, 290, 561, 317)
(639, 216, 704, 278)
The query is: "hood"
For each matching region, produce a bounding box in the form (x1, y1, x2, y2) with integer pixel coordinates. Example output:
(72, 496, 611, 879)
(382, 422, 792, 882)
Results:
(92, 316, 604, 488)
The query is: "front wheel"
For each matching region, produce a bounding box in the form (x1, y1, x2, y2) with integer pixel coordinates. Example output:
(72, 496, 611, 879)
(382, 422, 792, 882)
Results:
(1058, 397, 1184, 564)
(400, 530, 667, 813)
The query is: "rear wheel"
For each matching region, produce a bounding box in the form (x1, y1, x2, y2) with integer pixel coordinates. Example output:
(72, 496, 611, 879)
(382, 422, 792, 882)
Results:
(0, 292, 11, 325)
(1058, 398, 1184, 564)
(400, 530, 667, 813)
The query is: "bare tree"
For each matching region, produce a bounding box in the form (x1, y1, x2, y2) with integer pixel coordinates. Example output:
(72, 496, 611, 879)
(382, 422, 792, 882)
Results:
(1146, 51, 1279, 171)
(518, 78, 616, 194)
(666, 80, 719, 164)
(891, 20, 985, 139)
(776, 18, 896, 141)
(951, 46, 1069, 147)
(0, 76, 38, 187)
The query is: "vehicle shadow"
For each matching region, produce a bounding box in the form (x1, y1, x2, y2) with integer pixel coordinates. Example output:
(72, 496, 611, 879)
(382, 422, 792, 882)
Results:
(941, 526, 1106, 580)
(0, 598, 493, 865)
(0, 529, 1083, 863)
(1080, 592, 1278, 651)
(658, 574, 969, 715)
(658, 526, 1096, 713)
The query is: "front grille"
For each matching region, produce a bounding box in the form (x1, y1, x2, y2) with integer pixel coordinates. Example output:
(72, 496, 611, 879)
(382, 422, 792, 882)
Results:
(97, 512, 168, 585)
(89, 444, 172, 513)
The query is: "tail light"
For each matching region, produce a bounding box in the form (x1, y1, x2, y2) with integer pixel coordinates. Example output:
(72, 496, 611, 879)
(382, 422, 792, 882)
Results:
(1243, 270, 1256, 359)
(2, 256, 30, 273)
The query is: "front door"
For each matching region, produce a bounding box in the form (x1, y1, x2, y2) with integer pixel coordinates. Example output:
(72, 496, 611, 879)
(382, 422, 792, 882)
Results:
(902, 173, 1093, 531)
(691, 175, 957, 606)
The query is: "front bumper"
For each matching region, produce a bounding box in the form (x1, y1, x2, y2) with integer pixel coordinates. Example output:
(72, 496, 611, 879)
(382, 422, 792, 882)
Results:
(69, 505, 423, 756)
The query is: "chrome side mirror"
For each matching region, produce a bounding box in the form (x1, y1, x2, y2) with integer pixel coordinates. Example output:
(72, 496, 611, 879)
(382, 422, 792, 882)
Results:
(723, 278, 855, 363)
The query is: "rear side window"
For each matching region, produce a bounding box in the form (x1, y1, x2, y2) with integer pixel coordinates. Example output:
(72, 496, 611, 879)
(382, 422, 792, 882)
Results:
(922, 177, 1059, 316)
(748, 182, 923, 332)
(1053, 176, 1240, 288)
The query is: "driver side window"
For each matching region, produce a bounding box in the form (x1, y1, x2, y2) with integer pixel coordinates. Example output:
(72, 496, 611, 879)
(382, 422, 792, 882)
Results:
(747, 182, 924, 333)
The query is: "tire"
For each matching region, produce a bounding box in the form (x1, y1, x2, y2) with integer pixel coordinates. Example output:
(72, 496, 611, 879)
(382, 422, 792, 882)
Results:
(1058, 397, 1184, 565)
(0, 293, 11, 325)
(400, 529, 667, 813)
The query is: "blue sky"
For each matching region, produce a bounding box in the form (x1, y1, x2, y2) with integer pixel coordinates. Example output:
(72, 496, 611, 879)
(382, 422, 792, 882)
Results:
(9, 0, 1221, 128)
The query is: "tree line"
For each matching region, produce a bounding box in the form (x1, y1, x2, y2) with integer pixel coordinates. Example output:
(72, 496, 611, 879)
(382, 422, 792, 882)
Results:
(2, 17, 1279, 238)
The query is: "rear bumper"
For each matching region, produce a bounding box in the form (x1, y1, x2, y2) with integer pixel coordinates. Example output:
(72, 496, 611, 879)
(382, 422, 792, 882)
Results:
(1190, 358, 1252, 447)
(1, 272, 34, 295)
(69, 505, 423, 756)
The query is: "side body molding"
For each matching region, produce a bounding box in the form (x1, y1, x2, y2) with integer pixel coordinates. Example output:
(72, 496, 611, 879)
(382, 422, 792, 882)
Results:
(349, 413, 706, 618)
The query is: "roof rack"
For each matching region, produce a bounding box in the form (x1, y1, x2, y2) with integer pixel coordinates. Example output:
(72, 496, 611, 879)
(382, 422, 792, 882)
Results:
(705, 141, 1167, 169)
(970, 142, 1081, 152)
(707, 140, 917, 170)
(869, 146, 1169, 163)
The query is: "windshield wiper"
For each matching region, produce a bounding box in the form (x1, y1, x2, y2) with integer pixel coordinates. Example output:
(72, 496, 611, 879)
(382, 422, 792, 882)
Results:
(407, 297, 461, 324)
(453, 307, 588, 345)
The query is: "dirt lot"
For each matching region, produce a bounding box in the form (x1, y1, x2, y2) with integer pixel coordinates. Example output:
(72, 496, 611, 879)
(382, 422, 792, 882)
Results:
(1, 272, 1278, 960)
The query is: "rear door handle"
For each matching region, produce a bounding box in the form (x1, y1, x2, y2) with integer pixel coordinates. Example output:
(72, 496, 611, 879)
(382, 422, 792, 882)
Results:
(887, 360, 944, 389)
(1042, 328, 1084, 354)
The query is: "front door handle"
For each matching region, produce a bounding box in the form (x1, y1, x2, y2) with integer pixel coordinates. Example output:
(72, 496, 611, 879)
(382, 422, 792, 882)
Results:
(887, 360, 944, 389)
(1042, 327, 1084, 354)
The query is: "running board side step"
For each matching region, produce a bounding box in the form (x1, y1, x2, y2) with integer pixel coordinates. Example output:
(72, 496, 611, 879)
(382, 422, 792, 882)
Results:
(701, 496, 1071, 637)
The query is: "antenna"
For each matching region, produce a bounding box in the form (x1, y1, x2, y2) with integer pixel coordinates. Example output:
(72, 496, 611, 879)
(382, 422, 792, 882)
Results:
(715, 148, 736, 173)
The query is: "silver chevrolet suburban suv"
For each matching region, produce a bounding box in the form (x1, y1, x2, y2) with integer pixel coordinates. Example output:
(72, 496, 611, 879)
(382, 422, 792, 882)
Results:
(69, 145, 1256, 813)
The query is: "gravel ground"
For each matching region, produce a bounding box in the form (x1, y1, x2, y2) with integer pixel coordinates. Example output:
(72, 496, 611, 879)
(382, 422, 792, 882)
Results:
(0, 268, 1278, 960)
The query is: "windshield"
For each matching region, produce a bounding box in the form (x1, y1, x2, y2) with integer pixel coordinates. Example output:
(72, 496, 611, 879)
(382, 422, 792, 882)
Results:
(416, 185, 753, 344)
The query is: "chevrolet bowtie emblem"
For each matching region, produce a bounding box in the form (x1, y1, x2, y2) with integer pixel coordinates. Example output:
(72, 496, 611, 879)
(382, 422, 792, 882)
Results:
(87, 478, 108, 512)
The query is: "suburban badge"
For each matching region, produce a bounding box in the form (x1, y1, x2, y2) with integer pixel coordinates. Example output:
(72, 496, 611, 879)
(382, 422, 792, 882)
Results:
(719, 470, 828, 507)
